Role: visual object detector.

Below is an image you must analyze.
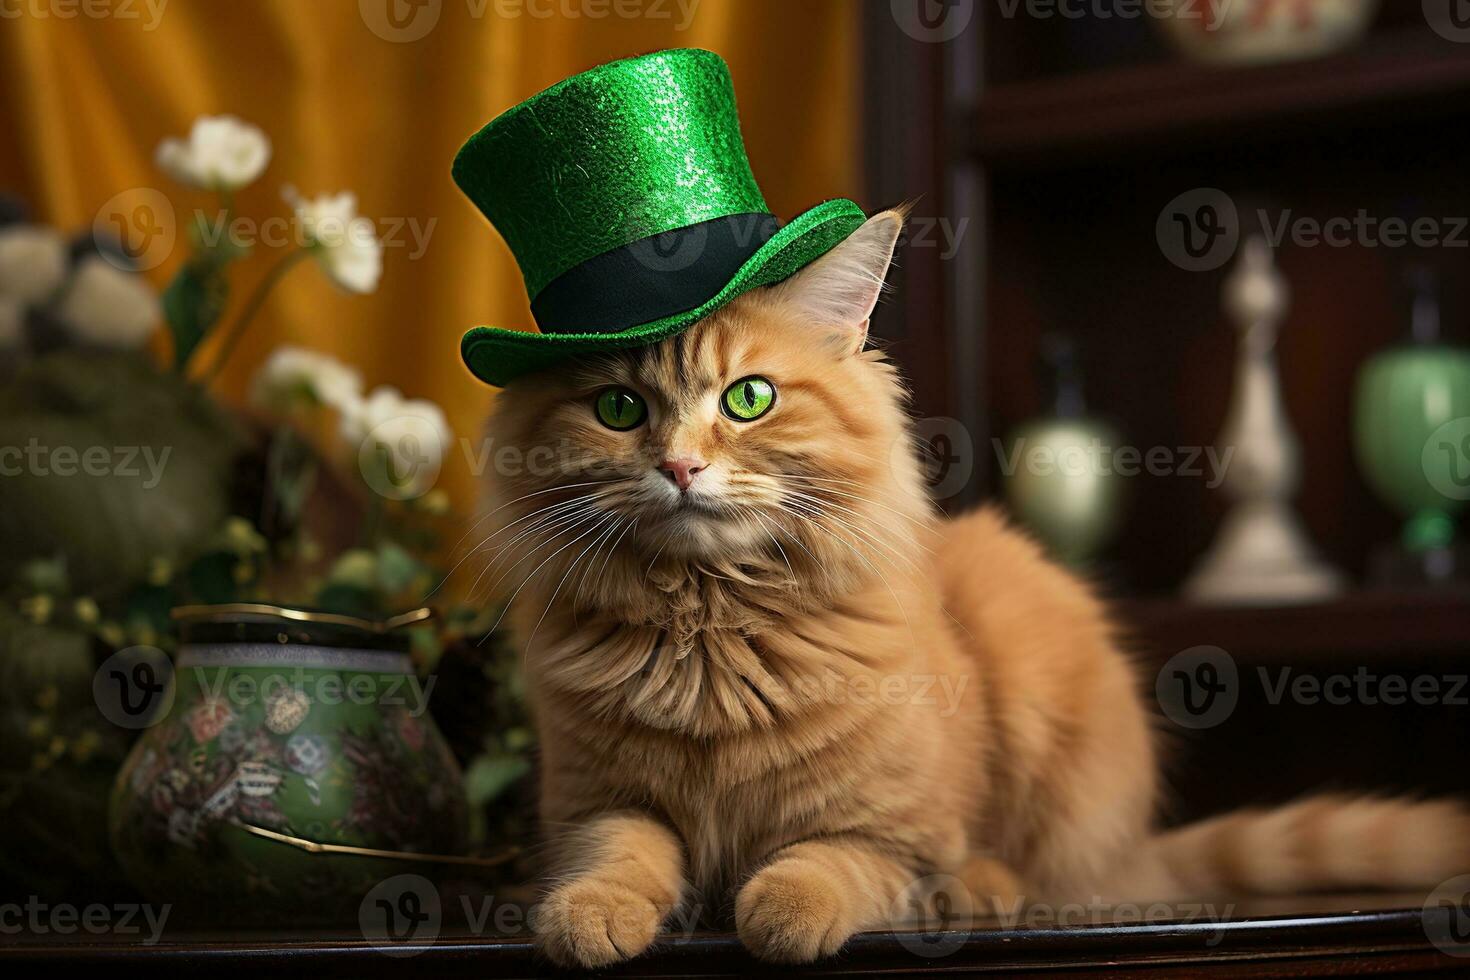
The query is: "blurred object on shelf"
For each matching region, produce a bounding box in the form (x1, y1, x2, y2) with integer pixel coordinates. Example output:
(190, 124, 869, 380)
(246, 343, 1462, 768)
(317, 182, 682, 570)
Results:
(1185, 235, 1343, 604)
(1353, 266, 1470, 587)
(0, 165, 534, 908)
(109, 604, 469, 924)
(1002, 334, 1123, 567)
(1153, 0, 1379, 66)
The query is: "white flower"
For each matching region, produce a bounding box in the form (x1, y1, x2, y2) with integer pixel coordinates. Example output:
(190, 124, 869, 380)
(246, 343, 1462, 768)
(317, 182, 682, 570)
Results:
(156, 115, 271, 192)
(0, 296, 24, 351)
(282, 186, 382, 294)
(0, 225, 68, 305)
(52, 256, 160, 349)
(343, 386, 451, 499)
(250, 345, 363, 414)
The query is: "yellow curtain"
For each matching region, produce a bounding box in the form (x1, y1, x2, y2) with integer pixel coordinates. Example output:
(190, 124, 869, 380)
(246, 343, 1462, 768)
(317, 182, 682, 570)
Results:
(0, 0, 858, 507)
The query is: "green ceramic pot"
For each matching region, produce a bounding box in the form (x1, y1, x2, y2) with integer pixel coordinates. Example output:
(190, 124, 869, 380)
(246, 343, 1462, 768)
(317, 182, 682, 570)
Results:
(1353, 346, 1470, 553)
(109, 604, 468, 924)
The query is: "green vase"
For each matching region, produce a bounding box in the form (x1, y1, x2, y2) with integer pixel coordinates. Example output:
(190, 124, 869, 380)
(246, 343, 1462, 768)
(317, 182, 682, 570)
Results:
(1004, 417, 1125, 566)
(1353, 346, 1470, 555)
(1002, 335, 1124, 566)
(1353, 270, 1470, 581)
(108, 604, 468, 924)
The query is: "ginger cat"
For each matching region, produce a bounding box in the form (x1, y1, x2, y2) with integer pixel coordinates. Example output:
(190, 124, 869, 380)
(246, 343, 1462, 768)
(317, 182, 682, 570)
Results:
(479, 209, 1470, 967)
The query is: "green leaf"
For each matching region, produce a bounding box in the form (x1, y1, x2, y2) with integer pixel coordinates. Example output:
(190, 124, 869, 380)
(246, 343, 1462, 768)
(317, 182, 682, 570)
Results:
(463, 753, 531, 807)
(161, 257, 230, 370)
(375, 540, 423, 595)
(263, 427, 318, 533)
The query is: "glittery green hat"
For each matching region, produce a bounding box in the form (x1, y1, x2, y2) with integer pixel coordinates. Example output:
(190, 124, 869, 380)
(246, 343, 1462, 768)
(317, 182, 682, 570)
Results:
(453, 48, 866, 387)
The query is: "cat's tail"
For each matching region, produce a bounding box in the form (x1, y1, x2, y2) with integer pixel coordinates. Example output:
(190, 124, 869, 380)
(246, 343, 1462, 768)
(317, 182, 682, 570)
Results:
(1115, 795, 1470, 901)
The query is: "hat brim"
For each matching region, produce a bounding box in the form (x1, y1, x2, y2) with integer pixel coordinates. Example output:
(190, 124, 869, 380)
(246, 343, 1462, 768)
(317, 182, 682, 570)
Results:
(461, 198, 866, 387)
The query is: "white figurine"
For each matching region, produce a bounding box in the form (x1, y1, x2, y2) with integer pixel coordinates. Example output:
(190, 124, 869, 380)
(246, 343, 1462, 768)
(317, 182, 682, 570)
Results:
(1184, 235, 1343, 604)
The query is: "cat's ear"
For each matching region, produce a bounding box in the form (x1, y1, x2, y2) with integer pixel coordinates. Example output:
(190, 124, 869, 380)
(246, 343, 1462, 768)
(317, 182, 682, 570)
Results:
(773, 207, 906, 353)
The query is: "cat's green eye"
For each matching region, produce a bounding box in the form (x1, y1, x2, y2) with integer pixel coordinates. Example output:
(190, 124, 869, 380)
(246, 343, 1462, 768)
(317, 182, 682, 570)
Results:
(722, 376, 775, 421)
(594, 386, 647, 431)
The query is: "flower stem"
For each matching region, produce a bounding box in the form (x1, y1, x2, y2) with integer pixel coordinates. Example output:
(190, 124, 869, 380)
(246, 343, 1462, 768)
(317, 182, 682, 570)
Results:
(199, 247, 310, 387)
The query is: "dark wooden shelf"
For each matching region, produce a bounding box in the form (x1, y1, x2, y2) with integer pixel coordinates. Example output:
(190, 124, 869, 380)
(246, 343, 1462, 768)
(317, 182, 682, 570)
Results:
(3, 896, 1465, 977)
(971, 31, 1470, 169)
(1118, 590, 1470, 663)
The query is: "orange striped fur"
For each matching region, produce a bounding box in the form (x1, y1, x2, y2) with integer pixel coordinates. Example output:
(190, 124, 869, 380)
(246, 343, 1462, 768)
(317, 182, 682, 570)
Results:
(477, 211, 1470, 967)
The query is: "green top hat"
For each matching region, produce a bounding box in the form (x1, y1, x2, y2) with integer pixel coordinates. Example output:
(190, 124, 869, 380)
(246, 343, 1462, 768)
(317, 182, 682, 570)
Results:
(453, 48, 866, 387)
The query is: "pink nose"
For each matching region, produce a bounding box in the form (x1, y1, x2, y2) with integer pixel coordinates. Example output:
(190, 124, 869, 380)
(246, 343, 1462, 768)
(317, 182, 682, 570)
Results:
(659, 456, 707, 492)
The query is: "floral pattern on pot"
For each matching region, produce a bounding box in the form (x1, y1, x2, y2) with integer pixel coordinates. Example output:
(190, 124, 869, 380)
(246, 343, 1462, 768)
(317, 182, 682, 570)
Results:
(110, 641, 468, 923)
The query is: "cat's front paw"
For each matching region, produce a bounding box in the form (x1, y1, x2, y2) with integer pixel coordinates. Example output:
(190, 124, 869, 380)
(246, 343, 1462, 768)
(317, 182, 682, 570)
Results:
(535, 876, 664, 968)
(735, 857, 855, 963)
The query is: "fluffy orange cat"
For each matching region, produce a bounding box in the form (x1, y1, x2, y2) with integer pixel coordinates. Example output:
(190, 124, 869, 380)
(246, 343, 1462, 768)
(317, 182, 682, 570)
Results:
(479, 209, 1470, 967)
